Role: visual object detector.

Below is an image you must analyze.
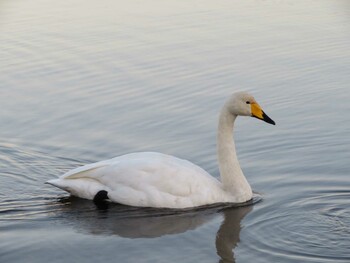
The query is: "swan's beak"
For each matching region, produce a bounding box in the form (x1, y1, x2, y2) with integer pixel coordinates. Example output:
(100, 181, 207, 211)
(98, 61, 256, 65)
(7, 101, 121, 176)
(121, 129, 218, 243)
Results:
(251, 102, 275, 125)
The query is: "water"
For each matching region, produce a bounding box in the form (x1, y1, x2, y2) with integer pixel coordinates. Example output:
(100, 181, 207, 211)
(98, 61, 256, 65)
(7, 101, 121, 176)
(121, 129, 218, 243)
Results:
(1, 0, 350, 262)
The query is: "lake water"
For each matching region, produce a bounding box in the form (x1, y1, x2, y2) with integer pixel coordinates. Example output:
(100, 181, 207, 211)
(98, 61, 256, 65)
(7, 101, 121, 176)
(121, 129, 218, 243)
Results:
(1, 0, 350, 262)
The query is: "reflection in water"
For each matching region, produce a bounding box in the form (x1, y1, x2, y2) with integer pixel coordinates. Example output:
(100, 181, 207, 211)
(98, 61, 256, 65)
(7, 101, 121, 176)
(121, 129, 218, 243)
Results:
(54, 197, 252, 262)
(216, 206, 252, 263)
(55, 197, 217, 237)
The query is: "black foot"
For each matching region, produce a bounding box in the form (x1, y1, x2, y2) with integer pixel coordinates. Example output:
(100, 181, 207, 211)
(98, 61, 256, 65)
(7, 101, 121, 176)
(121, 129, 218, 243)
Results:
(93, 190, 109, 203)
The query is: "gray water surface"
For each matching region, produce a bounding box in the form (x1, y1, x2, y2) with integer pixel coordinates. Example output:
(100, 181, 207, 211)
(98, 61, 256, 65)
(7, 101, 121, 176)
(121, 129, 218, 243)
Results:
(1, 1, 350, 262)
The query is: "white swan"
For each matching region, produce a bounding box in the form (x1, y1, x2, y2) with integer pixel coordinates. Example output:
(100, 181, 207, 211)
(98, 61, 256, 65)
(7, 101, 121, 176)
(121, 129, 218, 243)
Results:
(47, 92, 275, 209)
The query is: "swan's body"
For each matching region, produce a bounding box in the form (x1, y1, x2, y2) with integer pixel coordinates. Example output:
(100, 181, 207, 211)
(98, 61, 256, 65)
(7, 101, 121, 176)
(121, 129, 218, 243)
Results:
(48, 152, 245, 208)
(47, 92, 275, 208)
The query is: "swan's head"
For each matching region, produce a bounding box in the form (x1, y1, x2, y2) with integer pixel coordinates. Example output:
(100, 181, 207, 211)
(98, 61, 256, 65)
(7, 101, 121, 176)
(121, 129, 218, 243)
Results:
(228, 92, 275, 125)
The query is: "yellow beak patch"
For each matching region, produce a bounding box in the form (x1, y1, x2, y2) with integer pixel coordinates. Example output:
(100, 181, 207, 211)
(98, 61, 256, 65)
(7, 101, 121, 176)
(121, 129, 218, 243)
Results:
(251, 102, 264, 119)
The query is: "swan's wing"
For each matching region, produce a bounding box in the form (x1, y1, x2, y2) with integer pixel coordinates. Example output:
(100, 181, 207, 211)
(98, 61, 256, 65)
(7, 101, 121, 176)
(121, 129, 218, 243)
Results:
(102, 153, 223, 208)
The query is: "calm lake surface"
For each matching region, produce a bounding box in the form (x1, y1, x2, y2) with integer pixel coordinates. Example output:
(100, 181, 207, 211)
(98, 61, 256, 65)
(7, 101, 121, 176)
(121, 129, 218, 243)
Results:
(1, 0, 350, 262)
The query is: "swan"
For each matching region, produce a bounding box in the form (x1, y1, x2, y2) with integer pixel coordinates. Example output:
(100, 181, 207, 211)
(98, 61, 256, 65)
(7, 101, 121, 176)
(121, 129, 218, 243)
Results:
(46, 91, 275, 209)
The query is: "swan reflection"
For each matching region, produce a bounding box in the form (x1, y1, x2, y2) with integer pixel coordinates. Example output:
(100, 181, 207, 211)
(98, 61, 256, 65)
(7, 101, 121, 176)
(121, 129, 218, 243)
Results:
(55, 197, 253, 262)
(216, 205, 252, 263)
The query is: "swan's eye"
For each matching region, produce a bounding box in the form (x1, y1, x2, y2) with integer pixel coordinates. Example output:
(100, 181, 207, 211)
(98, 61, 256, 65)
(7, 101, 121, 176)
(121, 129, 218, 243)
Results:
(246, 101, 250, 104)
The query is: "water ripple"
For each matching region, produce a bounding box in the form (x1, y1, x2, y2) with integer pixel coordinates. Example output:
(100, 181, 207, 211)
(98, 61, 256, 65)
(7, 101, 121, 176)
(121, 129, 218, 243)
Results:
(0, 141, 85, 219)
(244, 191, 350, 262)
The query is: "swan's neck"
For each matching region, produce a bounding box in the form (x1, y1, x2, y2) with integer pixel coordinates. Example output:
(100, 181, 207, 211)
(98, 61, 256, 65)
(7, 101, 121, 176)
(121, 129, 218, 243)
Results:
(217, 106, 252, 199)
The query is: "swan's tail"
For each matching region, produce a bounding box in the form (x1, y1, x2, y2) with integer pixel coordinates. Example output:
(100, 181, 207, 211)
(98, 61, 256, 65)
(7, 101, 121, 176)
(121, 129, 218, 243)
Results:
(46, 178, 108, 201)
(46, 179, 67, 191)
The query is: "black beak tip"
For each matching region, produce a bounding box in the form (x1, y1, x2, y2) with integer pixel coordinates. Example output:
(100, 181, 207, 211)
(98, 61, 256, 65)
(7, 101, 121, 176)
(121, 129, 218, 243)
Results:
(262, 112, 276, 125)
(267, 117, 276, 125)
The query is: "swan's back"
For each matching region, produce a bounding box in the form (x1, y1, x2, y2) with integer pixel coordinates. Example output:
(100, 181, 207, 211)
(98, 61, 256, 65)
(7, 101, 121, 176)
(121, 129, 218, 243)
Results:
(47, 152, 226, 208)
